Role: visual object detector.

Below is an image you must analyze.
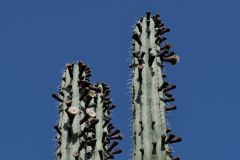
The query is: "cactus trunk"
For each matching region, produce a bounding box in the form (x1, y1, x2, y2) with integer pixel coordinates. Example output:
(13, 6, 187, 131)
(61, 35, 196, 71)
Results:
(52, 62, 122, 160)
(131, 12, 181, 160)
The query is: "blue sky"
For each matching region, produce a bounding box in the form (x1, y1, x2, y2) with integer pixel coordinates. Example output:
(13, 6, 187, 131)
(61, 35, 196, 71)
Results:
(0, 0, 239, 160)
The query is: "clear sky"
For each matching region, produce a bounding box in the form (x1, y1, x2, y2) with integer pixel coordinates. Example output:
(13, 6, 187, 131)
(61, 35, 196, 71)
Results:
(0, 0, 239, 160)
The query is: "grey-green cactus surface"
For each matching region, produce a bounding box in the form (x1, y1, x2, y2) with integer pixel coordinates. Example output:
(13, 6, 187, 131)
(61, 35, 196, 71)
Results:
(130, 12, 181, 160)
(52, 62, 123, 160)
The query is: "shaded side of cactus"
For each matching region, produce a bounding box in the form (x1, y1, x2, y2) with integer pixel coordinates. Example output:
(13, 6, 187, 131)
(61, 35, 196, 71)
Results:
(52, 62, 122, 160)
(130, 12, 181, 160)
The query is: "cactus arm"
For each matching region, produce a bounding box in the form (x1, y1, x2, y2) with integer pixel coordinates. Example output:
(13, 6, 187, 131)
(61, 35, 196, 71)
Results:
(53, 63, 122, 160)
(131, 12, 181, 160)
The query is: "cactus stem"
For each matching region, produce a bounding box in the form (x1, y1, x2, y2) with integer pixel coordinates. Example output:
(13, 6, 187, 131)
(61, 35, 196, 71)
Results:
(57, 152, 62, 158)
(80, 114, 89, 124)
(78, 80, 91, 87)
(109, 128, 120, 137)
(163, 84, 176, 92)
(79, 140, 86, 150)
(161, 97, 175, 103)
(151, 121, 155, 130)
(106, 154, 114, 159)
(107, 124, 114, 131)
(147, 21, 150, 28)
(112, 148, 122, 155)
(158, 81, 169, 91)
(54, 124, 62, 135)
(67, 106, 80, 115)
(67, 125, 72, 139)
(108, 141, 119, 152)
(161, 134, 166, 151)
(73, 152, 79, 159)
(166, 128, 171, 133)
(136, 23, 142, 32)
(159, 26, 170, 35)
(62, 77, 66, 81)
(132, 51, 141, 58)
(164, 92, 173, 98)
(132, 32, 142, 46)
(52, 93, 63, 102)
(84, 95, 92, 107)
(152, 142, 157, 155)
(155, 36, 167, 43)
(165, 105, 177, 111)
(103, 119, 110, 128)
(108, 104, 116, 110)
(157, 49, 169, 57)
(155, 26, 168, 36)
(79, 87, 90, 100)
(148, 53, 156, 66)
(108, 134, 123, 140)
(65, 98, 72, 106)
(161, 44, 172, 50)
(88, 118, 99, 128)
(66, 64, 73, 78)
(102, 131, 107, 143)
(98, 150, 104, 160)
(163, 54, 180, 65)
(137, 65, 143, 81)
(140, 148, 144, 155)
(146, 11, 151, 20)
(172, 157, 180, 160)
(166, 134, 182, 144)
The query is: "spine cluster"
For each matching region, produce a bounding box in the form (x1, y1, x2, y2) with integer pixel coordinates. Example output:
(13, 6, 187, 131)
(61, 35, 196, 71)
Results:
(131, 12, 181, 160)
(52, 62, 123, 160)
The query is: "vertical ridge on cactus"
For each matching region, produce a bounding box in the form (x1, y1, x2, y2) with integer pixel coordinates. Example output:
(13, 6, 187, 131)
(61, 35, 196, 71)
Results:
(131, 12, 181, 160)
(53, 62, 123, 160)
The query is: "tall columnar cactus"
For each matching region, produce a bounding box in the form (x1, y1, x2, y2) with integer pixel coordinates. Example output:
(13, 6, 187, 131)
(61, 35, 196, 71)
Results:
(130, 12, 181, 160)
(52, 62, 123, 160)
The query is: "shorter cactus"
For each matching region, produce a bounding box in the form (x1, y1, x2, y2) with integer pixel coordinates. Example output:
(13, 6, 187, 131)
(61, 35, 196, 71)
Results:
(52, 62, 123, 160)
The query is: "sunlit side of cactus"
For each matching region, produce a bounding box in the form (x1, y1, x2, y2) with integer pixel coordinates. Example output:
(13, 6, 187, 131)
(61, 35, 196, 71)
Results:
(130, 12, 181, 160)
(52, 62, 123, 160)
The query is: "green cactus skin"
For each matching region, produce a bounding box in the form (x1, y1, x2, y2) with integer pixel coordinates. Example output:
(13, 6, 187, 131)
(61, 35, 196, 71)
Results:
(130, 12, 181, 160)
(52, 62, 123, 160)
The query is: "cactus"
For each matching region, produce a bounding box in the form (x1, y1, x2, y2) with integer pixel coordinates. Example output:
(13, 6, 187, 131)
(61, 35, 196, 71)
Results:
(52, 62, 123, 160)
(52, 11, 182, 160)
(130, 12, 181, 160)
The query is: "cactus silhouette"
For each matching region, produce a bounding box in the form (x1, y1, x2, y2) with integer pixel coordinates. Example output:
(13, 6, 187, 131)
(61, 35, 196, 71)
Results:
(130, 12, 181, 160)
(52, 62, 123, 160)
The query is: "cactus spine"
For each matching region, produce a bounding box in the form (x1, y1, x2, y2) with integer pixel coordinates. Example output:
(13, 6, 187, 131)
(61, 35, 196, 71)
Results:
(131, 12, 181, 160)
(52, 62, 123, 160)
